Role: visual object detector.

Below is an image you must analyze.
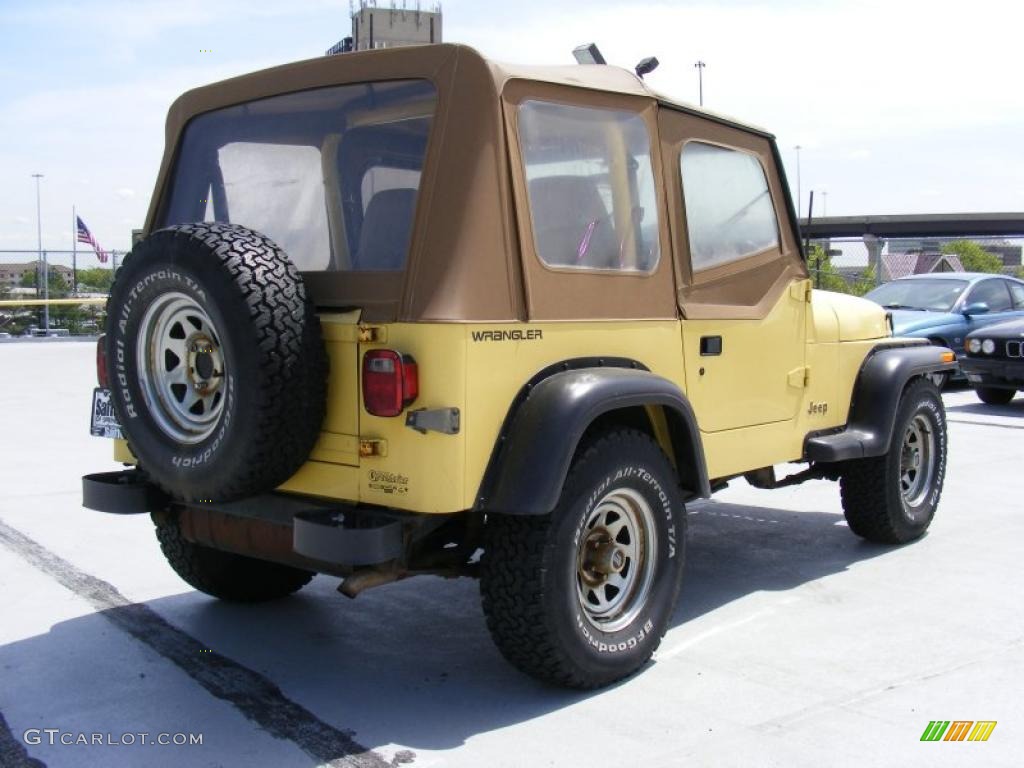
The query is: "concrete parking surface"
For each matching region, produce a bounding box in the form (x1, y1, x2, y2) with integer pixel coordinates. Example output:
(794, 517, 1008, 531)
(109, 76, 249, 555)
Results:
(1, 340, 1020, 767)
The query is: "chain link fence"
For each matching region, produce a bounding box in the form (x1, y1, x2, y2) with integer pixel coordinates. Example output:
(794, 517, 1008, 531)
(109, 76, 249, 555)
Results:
(0, 249, 125, 337)
(806, 235, 1023, 297)
(4, 235, 1022, 335)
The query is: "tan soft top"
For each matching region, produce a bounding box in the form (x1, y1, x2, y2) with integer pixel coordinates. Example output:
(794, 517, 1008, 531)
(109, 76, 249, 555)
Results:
(145, 44, 779, 322)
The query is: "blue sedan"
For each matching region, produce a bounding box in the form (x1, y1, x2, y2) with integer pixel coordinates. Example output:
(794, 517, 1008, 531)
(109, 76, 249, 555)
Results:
(864, 272, 1024, 385)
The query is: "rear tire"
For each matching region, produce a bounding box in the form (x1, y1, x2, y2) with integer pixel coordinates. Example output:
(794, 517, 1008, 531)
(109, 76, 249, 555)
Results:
(975, 386, 1015, 405)
(839, 378, 947, 544)
(480, 429, 686, 688)
(155, 514, 314, 602)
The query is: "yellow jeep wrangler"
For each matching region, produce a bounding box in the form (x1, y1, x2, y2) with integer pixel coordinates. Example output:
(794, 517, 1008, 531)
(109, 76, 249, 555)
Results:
(83, 44, 954, 688)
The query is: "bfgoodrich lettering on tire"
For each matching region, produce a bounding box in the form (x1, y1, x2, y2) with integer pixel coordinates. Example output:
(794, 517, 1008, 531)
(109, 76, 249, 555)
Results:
(839, 377, 947, 544)
(480, 428, 686, 688)
(105, 223, 327, 502)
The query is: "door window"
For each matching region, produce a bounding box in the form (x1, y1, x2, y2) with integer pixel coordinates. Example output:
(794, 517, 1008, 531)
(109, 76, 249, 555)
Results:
(1007, 280, 1024, 309)
(680, 142, 779, 272)
(964, 279, 1012, 312)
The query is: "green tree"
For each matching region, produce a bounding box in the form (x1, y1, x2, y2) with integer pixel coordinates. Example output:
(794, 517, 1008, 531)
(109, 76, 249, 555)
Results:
(850, 265, 877, 297)
(941, 240, 1004, 273)
(807, 244, 856, 294)
(19, 269, 70, 297)
(76, 266, 115, 293)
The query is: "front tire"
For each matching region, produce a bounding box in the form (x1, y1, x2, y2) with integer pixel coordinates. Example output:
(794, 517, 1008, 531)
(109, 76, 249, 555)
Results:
(480, 429, 686, 688)
(839, 378, 947, 544)
(975, 386, 1015, 405)
(155, 514, 314, 602)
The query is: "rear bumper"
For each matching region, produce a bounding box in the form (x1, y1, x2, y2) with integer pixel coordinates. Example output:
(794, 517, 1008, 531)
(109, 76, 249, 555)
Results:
(960, 357, 1024, 389)
(81, 470, 403, 568)
(83, 471, 167, 514)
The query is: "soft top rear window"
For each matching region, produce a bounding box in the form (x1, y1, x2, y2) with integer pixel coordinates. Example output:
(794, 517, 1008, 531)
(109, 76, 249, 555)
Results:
(160, 79, 437, 272)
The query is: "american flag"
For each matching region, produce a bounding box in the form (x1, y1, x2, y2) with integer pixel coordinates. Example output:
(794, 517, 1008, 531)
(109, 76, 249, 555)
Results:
(76, 216, 108, 263)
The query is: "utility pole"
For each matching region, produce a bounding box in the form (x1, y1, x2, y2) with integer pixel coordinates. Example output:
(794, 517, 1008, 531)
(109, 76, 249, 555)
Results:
(32, 173, 48, 332)
(694, 60, 705, 106)
(793, 146, 802, 219)
(72, 205, 77, 296)
(822, 189, 828, 217)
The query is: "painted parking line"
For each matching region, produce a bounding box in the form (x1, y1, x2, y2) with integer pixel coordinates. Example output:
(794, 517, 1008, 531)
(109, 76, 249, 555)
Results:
(0, 519, 402, 768)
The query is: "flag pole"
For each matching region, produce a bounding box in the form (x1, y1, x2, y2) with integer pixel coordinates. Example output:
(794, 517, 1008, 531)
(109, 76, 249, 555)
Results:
(72, 205, 77, 296)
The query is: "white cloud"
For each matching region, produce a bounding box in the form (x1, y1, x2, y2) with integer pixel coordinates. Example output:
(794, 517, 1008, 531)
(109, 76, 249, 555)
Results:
(115, 188, 136, 200)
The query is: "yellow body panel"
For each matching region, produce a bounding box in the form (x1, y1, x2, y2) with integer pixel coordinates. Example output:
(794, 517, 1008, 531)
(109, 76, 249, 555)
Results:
(682, 283, 808, 432)
(464, 321, 687, 510)
(318, 312, 361, 444)
(111, 287, 891, 511)
(278, 461, 360, 500)
(113, 439, 134, 463)
(357, 324, 467, 513)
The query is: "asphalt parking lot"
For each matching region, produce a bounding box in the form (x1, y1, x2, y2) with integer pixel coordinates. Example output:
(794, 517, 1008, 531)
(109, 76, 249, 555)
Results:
(0, 340, 1020, 768)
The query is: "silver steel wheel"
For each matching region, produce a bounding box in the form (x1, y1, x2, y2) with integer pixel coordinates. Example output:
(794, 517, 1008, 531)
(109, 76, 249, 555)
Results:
(576, 487, 658, 633)
(136, 292, 226, 444)
(900, 413, 936, 510)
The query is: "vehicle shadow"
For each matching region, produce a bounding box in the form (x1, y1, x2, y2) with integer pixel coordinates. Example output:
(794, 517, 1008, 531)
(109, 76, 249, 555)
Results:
(675, 500, 889, 623)
(0, 500, 895, 765)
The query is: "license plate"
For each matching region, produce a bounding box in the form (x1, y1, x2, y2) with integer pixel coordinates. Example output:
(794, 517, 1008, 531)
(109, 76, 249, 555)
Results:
(90, 388, 123, 439)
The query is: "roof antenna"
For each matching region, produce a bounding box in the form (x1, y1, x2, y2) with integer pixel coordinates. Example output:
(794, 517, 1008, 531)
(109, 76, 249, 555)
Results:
(635, 56, 659, 78)
(572, 43, 606, 65)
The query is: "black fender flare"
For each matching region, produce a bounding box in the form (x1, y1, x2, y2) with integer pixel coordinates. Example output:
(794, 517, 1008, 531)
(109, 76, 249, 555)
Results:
(477, 366, 710, 515)
(804, 343, 955, 463)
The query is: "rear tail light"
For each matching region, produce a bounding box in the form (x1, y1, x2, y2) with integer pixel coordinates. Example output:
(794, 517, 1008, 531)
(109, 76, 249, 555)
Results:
(362, 349, 418, 417)
(96, 334, 109, 388)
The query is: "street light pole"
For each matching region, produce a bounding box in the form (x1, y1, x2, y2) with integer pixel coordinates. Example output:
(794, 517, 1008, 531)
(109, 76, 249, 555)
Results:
(32, 173, 48, 332)
(694, 60, 705, 106)
(793, 146, 802, 219)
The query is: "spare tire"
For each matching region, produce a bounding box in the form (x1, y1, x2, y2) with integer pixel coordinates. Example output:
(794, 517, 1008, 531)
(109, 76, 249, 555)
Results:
(105, 223, 327, 502)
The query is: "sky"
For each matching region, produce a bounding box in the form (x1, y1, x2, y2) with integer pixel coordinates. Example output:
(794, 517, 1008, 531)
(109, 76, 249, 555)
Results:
(1, 0, 1022, 262)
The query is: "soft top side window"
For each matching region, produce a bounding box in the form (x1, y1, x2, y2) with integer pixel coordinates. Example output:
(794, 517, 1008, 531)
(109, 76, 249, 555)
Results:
(680, 141, 779, 273)
(517, 100, 660, 274)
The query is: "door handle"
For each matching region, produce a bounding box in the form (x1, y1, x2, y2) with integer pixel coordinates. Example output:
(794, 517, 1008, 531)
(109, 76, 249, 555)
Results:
(700, 336, 722, 356)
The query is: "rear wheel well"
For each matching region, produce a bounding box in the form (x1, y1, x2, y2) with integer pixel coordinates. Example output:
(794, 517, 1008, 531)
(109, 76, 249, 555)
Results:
(578, 405, 703, 499)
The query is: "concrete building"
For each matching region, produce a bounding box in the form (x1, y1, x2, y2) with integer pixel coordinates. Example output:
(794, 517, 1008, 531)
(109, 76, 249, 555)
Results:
(327, 1, 442, 55)
(0, 262, 73, 289)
